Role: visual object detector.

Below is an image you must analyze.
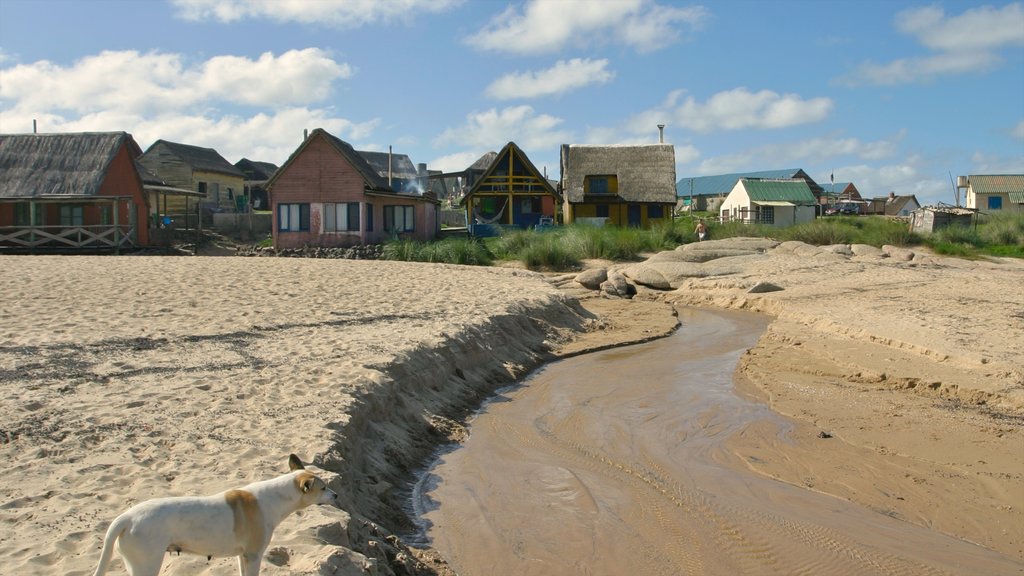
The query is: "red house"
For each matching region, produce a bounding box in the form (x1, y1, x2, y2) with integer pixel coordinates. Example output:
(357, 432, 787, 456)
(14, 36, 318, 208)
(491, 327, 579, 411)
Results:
(267, 129, 439, 249)
(0, 132, 151, 251)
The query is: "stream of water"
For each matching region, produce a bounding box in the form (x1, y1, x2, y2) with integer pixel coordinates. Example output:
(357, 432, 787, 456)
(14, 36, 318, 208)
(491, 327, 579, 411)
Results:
(411, 307, 1019, 576)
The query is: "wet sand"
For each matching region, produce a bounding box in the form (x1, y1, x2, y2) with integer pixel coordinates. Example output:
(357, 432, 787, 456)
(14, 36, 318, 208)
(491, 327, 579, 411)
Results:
(415, 308, 1022, 576)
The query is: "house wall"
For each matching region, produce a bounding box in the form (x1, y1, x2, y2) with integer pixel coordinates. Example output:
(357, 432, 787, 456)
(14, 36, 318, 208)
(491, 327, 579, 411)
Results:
(139, 144, 244, 214)
(967, 189, 1019, 212)
(98, 142, 149, 245)
(719, 183, 815, 227)
(563, 201, 671, 228)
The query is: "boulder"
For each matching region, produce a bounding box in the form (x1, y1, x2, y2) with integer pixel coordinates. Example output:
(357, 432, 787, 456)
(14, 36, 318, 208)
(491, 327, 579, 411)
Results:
(600, 271, 635, 298)
(850, 244, 885, 258)
(574, 268, 608, 290)
(883, 245, 916, 261)
(748, 282, 784, 293)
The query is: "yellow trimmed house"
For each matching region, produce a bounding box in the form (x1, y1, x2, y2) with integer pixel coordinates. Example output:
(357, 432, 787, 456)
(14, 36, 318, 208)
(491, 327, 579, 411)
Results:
(462, 141, 560, 234)
(560, 144, 676, 228)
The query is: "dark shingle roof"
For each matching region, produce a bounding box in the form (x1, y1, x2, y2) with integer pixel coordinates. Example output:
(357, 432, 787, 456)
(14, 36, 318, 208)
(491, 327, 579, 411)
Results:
(145, 139, 244, 178)
(357, 150, 419, 181)
(235, 158, 279, 181)
(0, 132, 142, 198)
(562, 144, 676, 203)
(268, 128, 393, 193)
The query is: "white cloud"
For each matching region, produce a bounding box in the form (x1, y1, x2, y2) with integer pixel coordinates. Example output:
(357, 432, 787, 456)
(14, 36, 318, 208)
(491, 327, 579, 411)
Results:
(970, 150, 1024, 174)
(0, 49, 351, 115)
(171, 0, 462, 27)
(688, 132, 904, 175)
(467, 0, 708, 55)
(429, 151, 489, 173)
(845, 3, 1024, 85)
(1012, 120, 1024, 140)
(634, 88, 833, 133)
(485, 59, 614, 100)
(433, 105, 572, 150)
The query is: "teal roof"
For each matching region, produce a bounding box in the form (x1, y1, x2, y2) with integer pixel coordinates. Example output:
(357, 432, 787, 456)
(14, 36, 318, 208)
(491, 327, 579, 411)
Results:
(677, 168, 818, 197)
(741, 179, 817, 205)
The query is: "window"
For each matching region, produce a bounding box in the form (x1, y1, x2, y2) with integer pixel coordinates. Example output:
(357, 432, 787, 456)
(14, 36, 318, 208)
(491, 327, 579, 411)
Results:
(211, 182, 221, 203)
(278, 203, 310, 231)
(14, 204, 43, 226)
(384, 205, 415, 233)
(324, 202, 360, 232)
(758, 205, 775, 225)
(586, 175, 617, 194)
(648, 205, 664, 219)
(520, 197, 541, 214)
(60, 205, 84, 226)
(596, 204, 609, 217)
(988, 196, 1003, 210)
(100, 205, 112, 226)
(197, 182, 207, 196)
(365, 203, 374, 232)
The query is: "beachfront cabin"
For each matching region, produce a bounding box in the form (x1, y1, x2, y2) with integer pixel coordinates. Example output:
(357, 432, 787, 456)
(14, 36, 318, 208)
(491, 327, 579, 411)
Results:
(560, 144, 676, 228)
(676, 168, 824, 214)
(267, 128, 439, 250)
(235, 158, 278, 211)
(0, 131, 151, 251)
(961, 174, 1024, 213)
(863, 193, 921, 217)
(460, 142, 559, 235)
(719, 178, 817, 227)
(139, 140, 246, 219)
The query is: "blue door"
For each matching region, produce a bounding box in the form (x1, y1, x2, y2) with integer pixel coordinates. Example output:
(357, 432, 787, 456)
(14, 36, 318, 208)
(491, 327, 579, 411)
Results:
(627, 204, 642, 227)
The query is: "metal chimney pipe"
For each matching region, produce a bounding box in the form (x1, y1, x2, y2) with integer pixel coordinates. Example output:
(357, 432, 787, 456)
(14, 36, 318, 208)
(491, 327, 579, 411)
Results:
(388, 145, 393, 188)
(33, 119, 37, 134)
(657, 124, 665, 143)
(303, 128, 308, 141)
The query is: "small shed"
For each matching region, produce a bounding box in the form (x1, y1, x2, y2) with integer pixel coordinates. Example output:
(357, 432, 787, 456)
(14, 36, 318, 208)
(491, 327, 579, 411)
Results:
(910, 205, 975, 234)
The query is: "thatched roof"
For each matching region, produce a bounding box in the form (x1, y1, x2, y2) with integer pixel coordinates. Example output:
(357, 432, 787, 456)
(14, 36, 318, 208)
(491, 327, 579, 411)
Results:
(143, 139, 244, 178)
(357, 150, 419, 181)
(235, 158, 278, 181)
(0, 132, 142, 198)
(268, 128, 392, 193)
(561, 144, 676, 203)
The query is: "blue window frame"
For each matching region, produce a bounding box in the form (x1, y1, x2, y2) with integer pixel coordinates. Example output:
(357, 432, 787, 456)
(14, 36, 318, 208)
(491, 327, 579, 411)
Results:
(988, 196, 1003, 210)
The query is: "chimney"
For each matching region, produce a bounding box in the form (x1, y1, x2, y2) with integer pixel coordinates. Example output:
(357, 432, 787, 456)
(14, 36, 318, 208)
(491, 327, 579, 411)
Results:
(388, 146, 393, 188)
(657, 124, 665, 143)
(33, 119, 37, 134)
(303, 128, 308, 141)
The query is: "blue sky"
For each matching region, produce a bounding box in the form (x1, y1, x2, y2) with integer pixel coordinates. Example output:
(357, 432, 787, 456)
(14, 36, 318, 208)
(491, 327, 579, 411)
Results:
(1, 0, 1022, 205)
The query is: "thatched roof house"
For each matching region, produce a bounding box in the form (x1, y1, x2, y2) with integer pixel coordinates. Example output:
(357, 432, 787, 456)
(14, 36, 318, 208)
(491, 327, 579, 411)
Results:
(0, 131, 152, 250)
(560, 143, 676, 228)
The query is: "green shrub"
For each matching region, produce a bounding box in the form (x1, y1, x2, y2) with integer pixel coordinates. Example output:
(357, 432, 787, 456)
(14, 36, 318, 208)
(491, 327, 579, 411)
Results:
(979, 212, 1024, 246)
(382, 237, 493, 265)
(781, 220, 855, 245)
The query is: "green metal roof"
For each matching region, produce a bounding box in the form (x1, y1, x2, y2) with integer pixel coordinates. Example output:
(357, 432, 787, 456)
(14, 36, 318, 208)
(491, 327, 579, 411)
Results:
(969, 175, 1024, 195)
(741, 179, 817, 205)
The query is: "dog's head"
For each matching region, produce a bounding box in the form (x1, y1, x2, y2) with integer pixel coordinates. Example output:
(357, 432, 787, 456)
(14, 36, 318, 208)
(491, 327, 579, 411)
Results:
(288, 454, 340, 508)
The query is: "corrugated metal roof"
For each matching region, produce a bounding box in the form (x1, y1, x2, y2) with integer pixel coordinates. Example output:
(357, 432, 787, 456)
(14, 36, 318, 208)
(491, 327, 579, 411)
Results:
(969, 175, 1024, 195)
(677, 168, 818, 197)
(741, 179, 817, 205)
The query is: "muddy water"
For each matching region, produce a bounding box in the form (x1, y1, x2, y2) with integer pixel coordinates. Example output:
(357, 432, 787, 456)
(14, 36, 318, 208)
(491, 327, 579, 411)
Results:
(412, 308, 1020, 576)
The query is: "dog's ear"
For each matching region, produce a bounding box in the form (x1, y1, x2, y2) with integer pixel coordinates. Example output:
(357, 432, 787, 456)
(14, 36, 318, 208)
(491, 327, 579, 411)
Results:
(288, 454, 305, 471)
(301, 477, 315, 493)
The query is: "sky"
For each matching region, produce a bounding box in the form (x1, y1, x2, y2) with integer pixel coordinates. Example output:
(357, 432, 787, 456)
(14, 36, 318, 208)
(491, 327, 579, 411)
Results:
(1, 0, 1022, 205)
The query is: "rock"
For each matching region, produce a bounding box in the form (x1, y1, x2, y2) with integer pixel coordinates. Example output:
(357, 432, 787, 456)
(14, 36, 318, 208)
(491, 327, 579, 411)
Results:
(621, 265, 671, 290)
(574, 268, 608, 290)
(600, 271, 635, 298)
(883, 245, 916, 261)
(822, 244, 854, 256)
(748, 282, 784, 293)
(850, 244, 885, 258)
(678, 237, 780, 253)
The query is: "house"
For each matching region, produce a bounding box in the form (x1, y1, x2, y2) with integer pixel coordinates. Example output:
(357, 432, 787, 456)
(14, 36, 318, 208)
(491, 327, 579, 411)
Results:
(677, 168, 824, 213)
(864, 193, 920, 217)
(0, 131, 152, 251)
(719, 178, 817, 226)
(138, 139, 246, 216)
(266, 128, 439, 249)
(462, 142, 559, 234)
(357, 149, 427, 195)
(235, 158, 278, 211)
(960, 174, 1024, 213)
(560, 143, 676, 228)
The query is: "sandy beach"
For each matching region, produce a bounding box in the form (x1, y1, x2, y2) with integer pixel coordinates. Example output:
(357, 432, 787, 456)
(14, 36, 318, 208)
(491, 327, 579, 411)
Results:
(1, 240, 1021, 575)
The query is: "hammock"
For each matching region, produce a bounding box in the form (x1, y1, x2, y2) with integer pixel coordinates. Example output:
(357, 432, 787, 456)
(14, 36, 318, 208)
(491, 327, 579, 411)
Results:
(472, 198, 508, 225)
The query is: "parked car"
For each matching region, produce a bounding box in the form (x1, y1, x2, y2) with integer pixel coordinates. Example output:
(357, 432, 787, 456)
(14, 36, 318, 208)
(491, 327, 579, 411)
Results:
(825, 202, 861, 216)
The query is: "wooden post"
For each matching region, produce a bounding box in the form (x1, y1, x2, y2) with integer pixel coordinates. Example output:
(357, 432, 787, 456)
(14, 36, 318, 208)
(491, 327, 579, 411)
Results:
(113, 199, 121, 254)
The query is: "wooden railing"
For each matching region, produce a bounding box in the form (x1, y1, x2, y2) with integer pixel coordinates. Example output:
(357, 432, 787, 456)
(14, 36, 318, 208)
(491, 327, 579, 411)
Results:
(0, 224, 136, 250)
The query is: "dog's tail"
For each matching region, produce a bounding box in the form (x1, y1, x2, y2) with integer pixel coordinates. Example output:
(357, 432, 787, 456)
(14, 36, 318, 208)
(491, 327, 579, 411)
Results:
(93, 513, 130, 576)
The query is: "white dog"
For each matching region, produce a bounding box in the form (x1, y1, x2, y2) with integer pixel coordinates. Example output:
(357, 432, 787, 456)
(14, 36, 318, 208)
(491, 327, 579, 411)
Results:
(93, 454, 338, 576)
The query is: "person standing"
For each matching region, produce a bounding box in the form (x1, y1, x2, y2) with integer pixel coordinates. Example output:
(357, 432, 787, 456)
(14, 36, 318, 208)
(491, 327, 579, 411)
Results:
(694, 220, 708, 241)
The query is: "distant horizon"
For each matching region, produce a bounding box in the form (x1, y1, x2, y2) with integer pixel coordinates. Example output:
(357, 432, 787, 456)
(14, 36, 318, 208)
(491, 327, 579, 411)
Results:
(2, 0, 1022, 206)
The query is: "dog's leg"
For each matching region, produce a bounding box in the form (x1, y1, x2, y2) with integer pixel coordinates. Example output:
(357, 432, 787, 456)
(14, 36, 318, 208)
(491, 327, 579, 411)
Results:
(238, 552, 262, 576)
